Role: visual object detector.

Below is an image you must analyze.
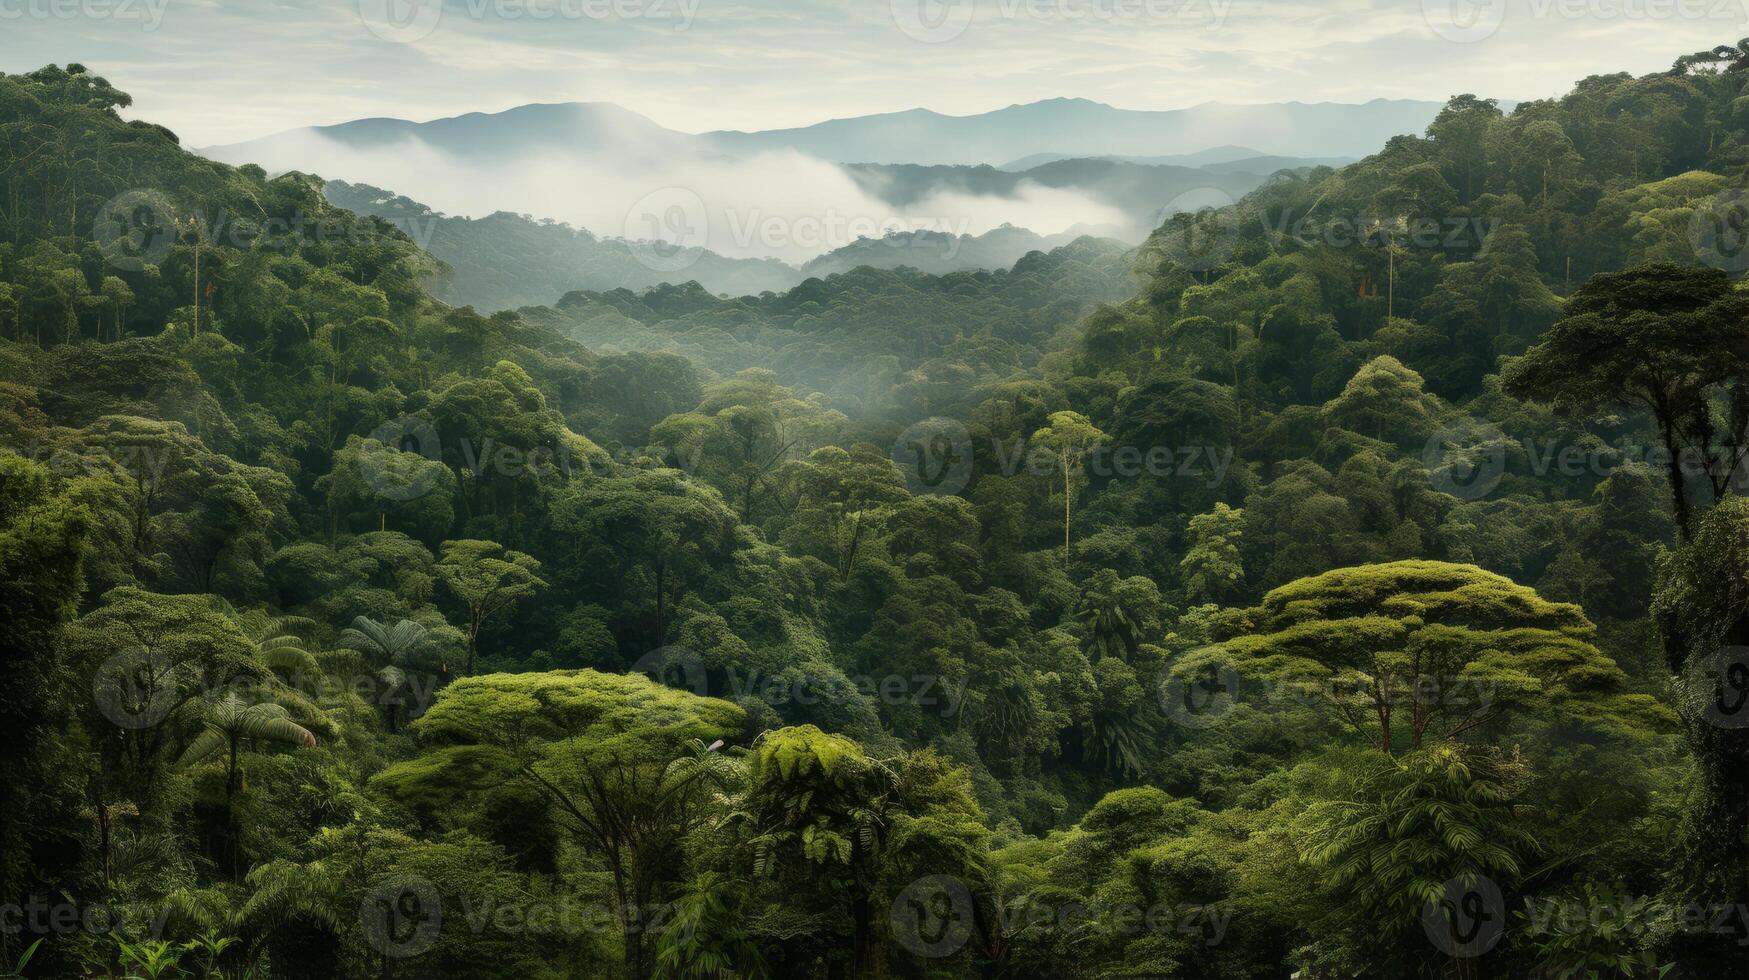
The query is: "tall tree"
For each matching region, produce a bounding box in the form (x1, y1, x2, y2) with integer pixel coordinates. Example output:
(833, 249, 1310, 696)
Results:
(337, 615, 435, 727)
(1173, 560, 1671, 754)
(1180, 503, 1246, 606)
(1030, 411, 1106, 563)
(1504, 263, 1749, 538)
(383, 670, 746, 980)
(1650, 496, 1749, 964)
(1301, 746, 1536, 976)
(174, 691, 317, 873)
(738, 726, 988, 977)
(434, 539, 546, 676)
(0, 453, 91, 955)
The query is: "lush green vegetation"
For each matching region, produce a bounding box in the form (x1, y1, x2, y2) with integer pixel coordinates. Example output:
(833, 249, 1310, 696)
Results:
(8, 42, 1749, 977)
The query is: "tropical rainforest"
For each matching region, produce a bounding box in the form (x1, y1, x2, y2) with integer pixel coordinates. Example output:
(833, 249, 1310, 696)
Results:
(8, 37, 1749, 980)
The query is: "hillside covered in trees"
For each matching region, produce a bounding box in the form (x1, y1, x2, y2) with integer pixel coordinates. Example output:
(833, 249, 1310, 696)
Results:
(7, 37, 1749, 979)
(321, 178, 1133, 313)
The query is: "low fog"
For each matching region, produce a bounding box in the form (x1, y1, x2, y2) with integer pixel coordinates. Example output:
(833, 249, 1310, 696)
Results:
(214, 131, 1138, 265)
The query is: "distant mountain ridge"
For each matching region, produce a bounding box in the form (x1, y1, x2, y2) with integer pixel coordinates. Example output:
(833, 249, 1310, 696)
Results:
(202, 98, 1447, 280)
(203, 102, 700, 167)
(698, 97, 1451, 164)
(201, 96, 1465, 169)
(320, 137, 1344, 309)
(842, 157, 1332, 217)
(322, 180, 1127, 311)
(999, 147, 1357, 171)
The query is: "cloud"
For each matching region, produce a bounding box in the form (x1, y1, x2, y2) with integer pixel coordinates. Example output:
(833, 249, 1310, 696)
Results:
(241, 130, 1135, 262)
(7, 0, 1749, 149)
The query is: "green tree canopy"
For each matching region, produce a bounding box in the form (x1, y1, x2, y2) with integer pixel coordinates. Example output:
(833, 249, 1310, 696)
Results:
(1174, 560, 1671, 753)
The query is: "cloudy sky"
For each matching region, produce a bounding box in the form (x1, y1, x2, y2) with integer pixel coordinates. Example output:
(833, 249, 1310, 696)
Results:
(5, 0, 1748, 146)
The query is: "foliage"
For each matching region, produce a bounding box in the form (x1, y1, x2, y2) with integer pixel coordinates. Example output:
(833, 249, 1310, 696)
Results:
(0, 50, 1741, 979)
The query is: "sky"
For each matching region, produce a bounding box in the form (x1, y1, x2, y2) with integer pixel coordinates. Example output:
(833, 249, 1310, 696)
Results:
(4, 0, 1748, 147)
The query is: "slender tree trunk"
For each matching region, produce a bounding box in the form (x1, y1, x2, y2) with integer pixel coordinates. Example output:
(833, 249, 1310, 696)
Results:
(851, 884, 873, 977)
(96, 788, 112, 894)
(843, 510, 865, 580)
(1386, 242, 1394, 323)
(226, 738, 240, 802)
(1061, 453, 1071, 563)
(465, 614, 481, 676)
(1377, 686, 1393, 756)
(1657, 415, 1692, 539)
(606, 851, 650, 980)
(1674, 621, 1749, 970)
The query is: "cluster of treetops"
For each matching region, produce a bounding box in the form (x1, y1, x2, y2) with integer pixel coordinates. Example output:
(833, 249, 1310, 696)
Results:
(6, 39, 1749, 977)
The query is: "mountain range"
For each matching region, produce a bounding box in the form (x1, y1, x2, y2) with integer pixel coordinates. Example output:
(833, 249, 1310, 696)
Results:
(327, 135, 1360, 311)
(997, 145, 1357, 171)
(213, 97, 1458, 298)
(696, 97, 1447, 165)
(200, 97, 1449, 170)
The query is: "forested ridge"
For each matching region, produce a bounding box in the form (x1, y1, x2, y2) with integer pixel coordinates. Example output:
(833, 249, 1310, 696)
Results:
(5, 41, 1749, 978)
(321, 178, 1128, 312)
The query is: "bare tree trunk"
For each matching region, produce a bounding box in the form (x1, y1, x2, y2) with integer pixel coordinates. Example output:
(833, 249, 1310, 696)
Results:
(1061, 453, 1071, 563)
